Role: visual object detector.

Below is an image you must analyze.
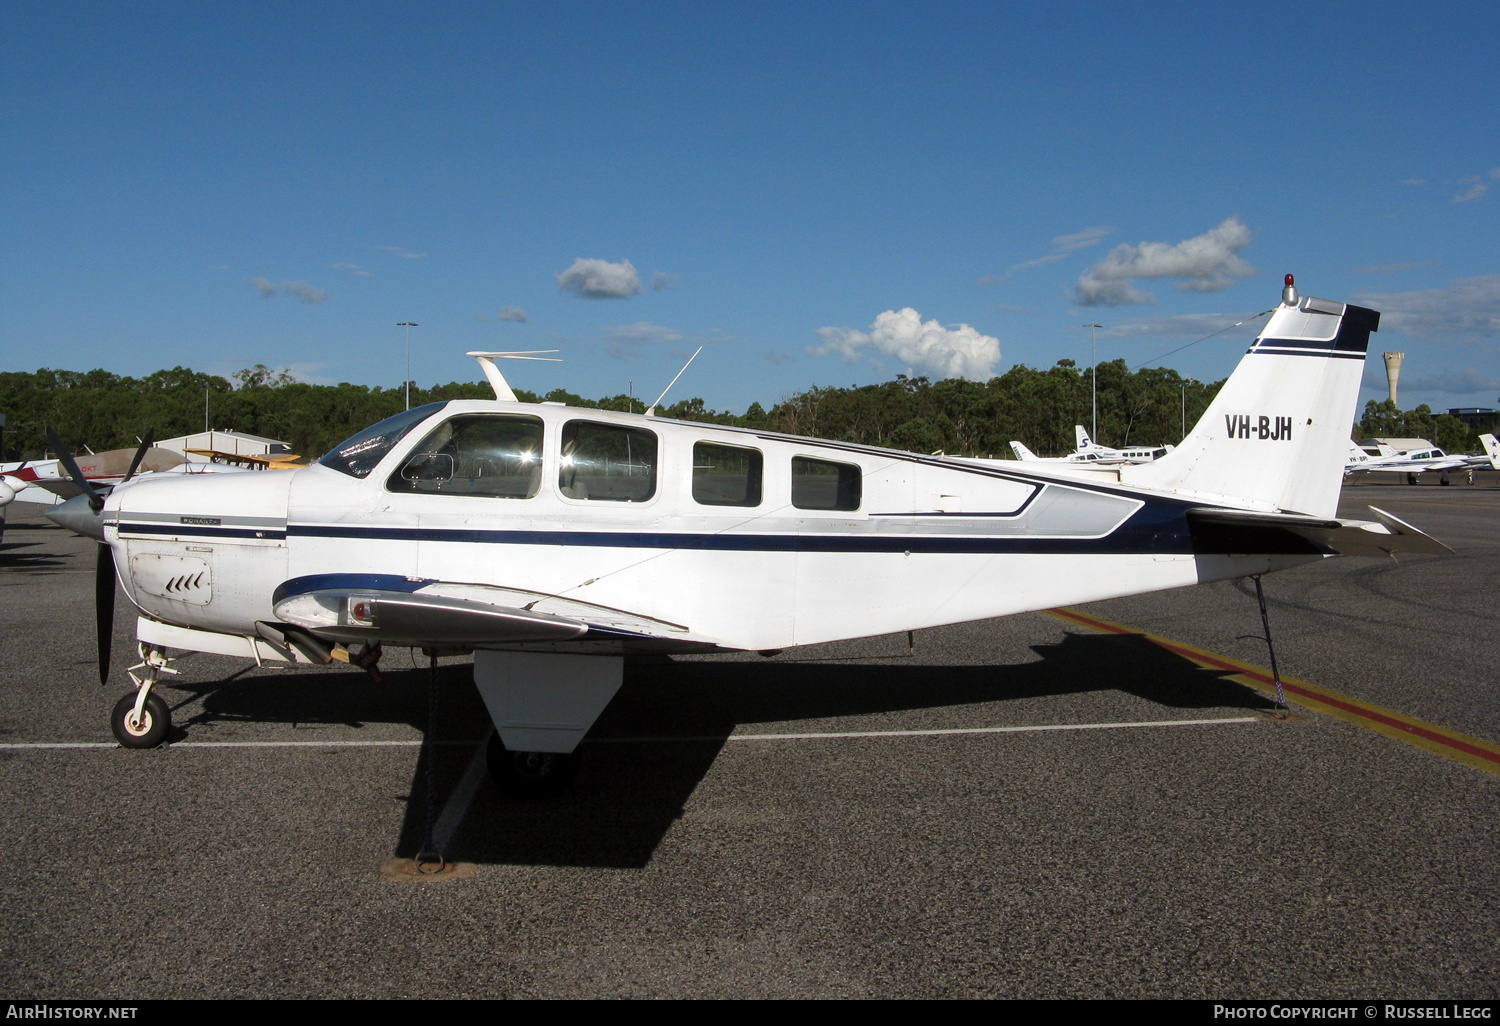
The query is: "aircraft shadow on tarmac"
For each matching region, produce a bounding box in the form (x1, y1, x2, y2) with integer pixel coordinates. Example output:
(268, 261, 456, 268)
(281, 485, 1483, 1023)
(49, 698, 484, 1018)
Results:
(173, 629, 1273, 869)
(0, 524, 75, 570)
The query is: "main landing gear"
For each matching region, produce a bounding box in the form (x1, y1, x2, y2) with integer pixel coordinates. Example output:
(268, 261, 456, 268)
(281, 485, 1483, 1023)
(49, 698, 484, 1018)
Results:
(111, 644, 177, 748)
(486, 733, 580, 799)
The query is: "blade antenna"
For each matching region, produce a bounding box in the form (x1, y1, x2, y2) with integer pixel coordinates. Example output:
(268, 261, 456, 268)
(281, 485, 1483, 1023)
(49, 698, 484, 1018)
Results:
(466, 350, 561, 402)
(645, 346, 704, 416)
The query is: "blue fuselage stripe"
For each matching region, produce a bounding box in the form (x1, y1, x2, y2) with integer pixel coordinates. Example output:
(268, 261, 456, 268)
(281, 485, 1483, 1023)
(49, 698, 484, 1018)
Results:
(280, 520, 1195, 555)
(116, 523, 286, 540)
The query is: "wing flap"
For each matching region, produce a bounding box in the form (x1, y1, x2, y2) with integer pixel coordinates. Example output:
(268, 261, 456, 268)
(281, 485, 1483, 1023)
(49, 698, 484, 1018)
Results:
(275, 589, 590, 645)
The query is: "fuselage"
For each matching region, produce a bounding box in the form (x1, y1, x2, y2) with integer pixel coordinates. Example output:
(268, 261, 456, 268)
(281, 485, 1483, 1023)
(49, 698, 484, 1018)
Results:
(102, 399, 1321, 653)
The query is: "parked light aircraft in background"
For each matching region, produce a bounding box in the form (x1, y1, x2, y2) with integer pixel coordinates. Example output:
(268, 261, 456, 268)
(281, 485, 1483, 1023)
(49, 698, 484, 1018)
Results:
(45, 274, 1450, 803)
(1343, 440, 1496, 480)
(1009, 426, 1169, 465)
(1, 446, 200, 543)
(2, 447, 255, 543)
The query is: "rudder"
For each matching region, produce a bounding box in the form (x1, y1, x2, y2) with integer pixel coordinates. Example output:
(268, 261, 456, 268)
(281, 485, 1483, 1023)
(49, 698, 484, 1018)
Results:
(1122, 278, 1379, 519)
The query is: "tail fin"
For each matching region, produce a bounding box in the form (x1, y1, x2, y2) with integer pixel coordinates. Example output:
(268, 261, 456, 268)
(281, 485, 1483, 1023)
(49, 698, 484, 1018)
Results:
(1010, 441, 1040, 461)
(1075, 426, 1093, 450)
(1121, 283, 1379, 518)
(1481, 433, 1500, 470)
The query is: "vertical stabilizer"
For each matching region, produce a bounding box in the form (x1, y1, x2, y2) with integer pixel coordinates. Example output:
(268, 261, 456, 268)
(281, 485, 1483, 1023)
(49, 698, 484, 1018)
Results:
(1481, 433, 1500, 470)
(1121, 276, 1378, 518)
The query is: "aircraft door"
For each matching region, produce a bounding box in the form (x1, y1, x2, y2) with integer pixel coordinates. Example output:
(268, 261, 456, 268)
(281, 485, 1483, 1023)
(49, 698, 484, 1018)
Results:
(387, 414, 548, 586)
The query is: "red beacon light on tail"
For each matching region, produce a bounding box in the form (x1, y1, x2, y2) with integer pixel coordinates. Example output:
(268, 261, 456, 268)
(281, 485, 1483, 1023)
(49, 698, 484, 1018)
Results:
(1282, 272, 1299, 307)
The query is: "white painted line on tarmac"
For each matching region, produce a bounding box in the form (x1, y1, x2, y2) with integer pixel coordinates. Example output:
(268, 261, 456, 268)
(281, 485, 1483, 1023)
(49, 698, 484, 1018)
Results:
(1, 717, 1259, 751)
(0, 738, 474, 750)
(587, 716, 1260, 744)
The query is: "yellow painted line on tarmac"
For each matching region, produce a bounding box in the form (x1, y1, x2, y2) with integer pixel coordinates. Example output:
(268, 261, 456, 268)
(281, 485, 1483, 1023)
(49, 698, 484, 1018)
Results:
(1045, 606, 1500, 778)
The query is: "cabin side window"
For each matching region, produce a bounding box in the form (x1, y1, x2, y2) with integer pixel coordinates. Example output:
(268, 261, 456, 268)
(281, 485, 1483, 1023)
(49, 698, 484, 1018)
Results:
(387, 414, 544, 498)
(559, 421, 657, 502)
(791, 456, 861, 511)
(692, 442, 763, 507)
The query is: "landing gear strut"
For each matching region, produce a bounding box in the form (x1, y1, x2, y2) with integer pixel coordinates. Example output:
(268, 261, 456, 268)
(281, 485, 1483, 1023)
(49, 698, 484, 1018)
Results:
(112, 643, 177, 748)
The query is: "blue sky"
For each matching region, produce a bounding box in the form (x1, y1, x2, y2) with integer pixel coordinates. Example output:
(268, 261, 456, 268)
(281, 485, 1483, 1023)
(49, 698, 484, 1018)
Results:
(3, 2, 1497, 417)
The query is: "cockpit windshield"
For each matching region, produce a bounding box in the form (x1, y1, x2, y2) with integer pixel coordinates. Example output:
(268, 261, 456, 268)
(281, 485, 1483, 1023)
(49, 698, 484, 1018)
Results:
(318, 402, 448, 479)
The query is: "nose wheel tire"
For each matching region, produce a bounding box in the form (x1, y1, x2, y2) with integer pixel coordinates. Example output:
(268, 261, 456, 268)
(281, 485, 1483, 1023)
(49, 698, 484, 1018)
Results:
(111, 691, 170, 748)
(486, 733, 580, 799)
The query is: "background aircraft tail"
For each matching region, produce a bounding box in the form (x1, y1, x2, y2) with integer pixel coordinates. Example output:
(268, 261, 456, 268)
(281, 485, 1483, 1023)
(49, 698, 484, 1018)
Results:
(1075, 426, 1093, 450)
(1121, 280, 1379, 519)
(1009, 441, 1040, 461)
(1481, 433, 1500, 470)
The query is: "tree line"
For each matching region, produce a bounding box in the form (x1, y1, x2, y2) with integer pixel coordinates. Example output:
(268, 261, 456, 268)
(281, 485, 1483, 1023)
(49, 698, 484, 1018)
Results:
(1, 359, 1482, 464)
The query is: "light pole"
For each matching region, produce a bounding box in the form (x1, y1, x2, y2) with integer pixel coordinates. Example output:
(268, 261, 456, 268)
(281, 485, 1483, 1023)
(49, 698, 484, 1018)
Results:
(1083, 324, 1103, 443)
(398, 322, 417, 410)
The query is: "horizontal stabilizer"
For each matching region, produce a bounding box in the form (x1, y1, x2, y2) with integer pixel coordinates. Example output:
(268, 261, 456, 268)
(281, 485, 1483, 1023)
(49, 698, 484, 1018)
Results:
(1186, 506, 1452, 557)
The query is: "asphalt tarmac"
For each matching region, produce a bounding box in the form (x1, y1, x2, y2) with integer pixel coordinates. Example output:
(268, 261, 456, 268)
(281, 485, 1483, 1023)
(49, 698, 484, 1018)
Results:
(1, 476, 1496, 999)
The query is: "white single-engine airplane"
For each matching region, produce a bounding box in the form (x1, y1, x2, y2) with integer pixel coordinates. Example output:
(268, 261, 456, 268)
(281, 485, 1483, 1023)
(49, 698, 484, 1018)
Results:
(1009, 426, 1169, 465)
(46, 274, 1450, 801)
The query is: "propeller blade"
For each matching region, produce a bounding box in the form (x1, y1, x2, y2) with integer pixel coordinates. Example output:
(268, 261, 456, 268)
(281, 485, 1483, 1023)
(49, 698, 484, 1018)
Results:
(44, 427, 104, 512)
(121, 431, 155, 483)
(96, 542, 116, 684)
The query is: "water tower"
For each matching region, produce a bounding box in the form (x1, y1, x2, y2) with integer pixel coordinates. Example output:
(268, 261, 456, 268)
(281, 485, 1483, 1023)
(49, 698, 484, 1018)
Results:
(1383, 352, 1404, 406)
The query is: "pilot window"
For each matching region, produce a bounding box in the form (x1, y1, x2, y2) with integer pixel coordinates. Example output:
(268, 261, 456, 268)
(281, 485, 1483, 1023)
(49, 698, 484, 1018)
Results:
(388, 415, 544, 498)
(692, 442, 763, 507)
(320, 402, 448, 479)
(791, 456, 861, 511)
(559, 421, 657, 502)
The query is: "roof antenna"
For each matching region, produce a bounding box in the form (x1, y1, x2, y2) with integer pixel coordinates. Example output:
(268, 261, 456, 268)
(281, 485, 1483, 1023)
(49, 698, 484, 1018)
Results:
(645, 346, 703, 417)
(466, 350, 561, 402)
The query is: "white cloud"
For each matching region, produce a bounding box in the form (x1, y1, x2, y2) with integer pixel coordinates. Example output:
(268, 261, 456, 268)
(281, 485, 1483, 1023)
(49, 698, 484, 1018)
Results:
(987, 225, 1114, 281)
(247, 278, 327, 304)
(1399, 178, 1426, 186)
(1052, 226, 1115, 252)
(652, 271, 681, 291)
(811, 308, 1001, 381)
(332, 262, 371, 277)
(1454, 177, 1488, 203)
(498, 306, 528, 323)
(1399, 368, 1500, 394)
(1075, 216, 1255, 306)
(557, 258, 642, 299)
(1354, 260, 1440, 274)
(1102, 312, 1266, 340)
(603, 321, 682, 357)
(381, 246, 427, 259)
(1353, 275, 1500, 340)
(764, 351, 793, 365)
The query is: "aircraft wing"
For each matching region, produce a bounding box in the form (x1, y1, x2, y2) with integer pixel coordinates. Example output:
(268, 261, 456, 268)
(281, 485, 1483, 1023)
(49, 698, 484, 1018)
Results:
(1187, 506, 1453, 557)
(270, 575, 710, 650)
(30, 478, 87, 500)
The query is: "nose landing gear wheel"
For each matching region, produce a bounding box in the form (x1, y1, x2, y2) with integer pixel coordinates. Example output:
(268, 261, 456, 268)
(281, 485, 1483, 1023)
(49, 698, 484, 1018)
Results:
(111, 691, 170, 748)
(486, 733, 580, 799)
